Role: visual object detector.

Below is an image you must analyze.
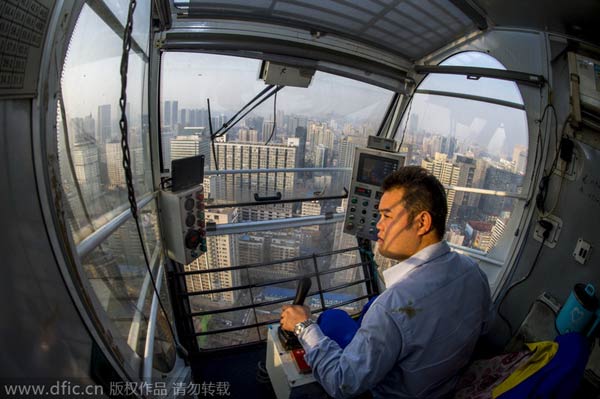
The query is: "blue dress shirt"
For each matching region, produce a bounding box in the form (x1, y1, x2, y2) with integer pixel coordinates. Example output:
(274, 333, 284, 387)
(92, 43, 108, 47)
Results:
(298, 241, 493, 399)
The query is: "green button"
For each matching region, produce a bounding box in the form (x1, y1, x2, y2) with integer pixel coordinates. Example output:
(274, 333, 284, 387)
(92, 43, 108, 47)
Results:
(351, 198, 358, 204)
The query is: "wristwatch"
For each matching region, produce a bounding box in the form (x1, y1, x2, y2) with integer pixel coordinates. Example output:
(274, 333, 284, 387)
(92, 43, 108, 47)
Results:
(293, 319, 314, 336)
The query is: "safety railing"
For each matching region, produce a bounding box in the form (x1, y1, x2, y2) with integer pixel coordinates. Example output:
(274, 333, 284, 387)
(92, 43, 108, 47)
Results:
(174, 245, 377, 350)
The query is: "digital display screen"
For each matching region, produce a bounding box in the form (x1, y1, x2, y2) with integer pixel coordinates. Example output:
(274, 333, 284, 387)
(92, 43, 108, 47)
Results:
(354, 186, 372, 197)
(357, 154, 399, 186)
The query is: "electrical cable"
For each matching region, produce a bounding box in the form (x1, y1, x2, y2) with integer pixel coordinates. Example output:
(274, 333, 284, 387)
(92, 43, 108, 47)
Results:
(118, 0, 184, 356)
(497, 226, 549, 339)
(211, 85, 284, 140)
(264, 88, 279, 145)
(212, 84, 274, 137)
(207, 98, 218, 170)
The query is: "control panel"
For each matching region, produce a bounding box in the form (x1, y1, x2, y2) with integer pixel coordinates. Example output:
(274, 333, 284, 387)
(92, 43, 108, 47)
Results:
(344, 147, 405, 241)
(160, 185, 207, 264)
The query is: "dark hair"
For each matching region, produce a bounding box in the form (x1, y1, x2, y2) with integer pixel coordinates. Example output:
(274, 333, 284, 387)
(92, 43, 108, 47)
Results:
(381, 166, 447, 238)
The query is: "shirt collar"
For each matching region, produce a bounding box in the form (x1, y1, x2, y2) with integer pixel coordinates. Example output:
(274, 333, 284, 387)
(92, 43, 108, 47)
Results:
(382, 241, 451, 287)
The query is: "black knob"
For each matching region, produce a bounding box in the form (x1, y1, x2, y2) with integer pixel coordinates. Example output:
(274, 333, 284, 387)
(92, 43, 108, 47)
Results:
(184, 198, 195, 211)
(185, 214, 196, 227)
(293, 277, 312, 305)
(184, 230, 201, 249)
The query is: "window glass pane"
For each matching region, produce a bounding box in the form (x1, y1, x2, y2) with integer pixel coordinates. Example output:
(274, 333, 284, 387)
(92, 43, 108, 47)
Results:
(59, 5, 153, 243)
(419, 51, 524, 104)
(186, 223, 368, 349)
(393, 51, 528, 257)
(148, 272, 176, 373)
(161, 52, 391, 349)
(81, 217, 154, 372)
(102, 0, 151, 50)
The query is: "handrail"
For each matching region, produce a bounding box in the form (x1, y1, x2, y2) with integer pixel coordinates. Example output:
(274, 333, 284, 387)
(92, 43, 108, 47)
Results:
(204, 166, 351, 176)
(76, 192, 156, 259)
(206, 213, 345, 236)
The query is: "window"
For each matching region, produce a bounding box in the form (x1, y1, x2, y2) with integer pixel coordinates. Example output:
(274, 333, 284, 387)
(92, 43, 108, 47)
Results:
(388, 51, 529, 282)
(161, 52, 392, 348)
(57, 2, 173, 375)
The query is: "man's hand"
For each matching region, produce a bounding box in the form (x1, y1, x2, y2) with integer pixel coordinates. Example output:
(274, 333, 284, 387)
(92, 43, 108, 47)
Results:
(280, 304, 311, 331)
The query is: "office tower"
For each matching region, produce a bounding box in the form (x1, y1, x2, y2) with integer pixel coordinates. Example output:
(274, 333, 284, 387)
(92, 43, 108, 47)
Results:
(71, 140, 101, 209)
(262, 120, 275, 142)
(488, 214, 509, 251)
(451, 155, 477, 219)
(171, 101, 179, 128)
(315, 144, 328, 167)
(239, 128, 260, 143)
(97, 104, 111, 143)
(164, 100, 171, 127)
(170, 134, 211, 163)
(338, 135, 366, 168)
(513, 144, 527, 175)
(421, 152, 461, 222)
(184, 209, 240, 304)
(294, 126, 307, 169)
(479, 166, 522, 216)
(105, 142, 124, 188)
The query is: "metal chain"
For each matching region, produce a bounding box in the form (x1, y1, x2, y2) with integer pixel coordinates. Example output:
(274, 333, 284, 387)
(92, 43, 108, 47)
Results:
(119, 0, 138, 219)
(118, 0, 184, 354)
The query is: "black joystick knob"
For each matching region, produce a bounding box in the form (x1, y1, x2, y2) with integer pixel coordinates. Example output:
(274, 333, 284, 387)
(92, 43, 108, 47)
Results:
(293, 277, 312, 305)
(278, 277, 312, 350)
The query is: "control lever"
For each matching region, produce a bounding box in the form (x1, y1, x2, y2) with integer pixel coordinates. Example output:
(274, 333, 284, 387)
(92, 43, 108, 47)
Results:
(293, 277, 312, 306)
(278, 277, 312, 350)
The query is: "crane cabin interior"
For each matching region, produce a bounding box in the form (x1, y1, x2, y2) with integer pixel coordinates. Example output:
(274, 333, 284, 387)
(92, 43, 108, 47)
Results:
(2, 0, 600, 398)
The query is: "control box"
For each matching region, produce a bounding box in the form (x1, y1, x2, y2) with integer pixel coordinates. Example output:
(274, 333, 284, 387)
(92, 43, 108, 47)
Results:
(160, 185, 207, 264)
(344, 147, 405, 241)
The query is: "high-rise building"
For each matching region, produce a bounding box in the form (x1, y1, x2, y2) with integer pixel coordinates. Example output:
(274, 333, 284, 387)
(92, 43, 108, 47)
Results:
(105, 142, 124, 188)
(452, 155, 477, 218)
(171, 101, 179, 127)
(184, 209, 240, 304)
(170, 134, 211, 164)
(294, 126, 307, 169)
(315, 144, 328, 168)
(212, 141, 296, 202)
(71, 141, 101, 207)
(422, 153, 461, 222)
(163, 100, 171, 127)
(97, 104, 112, 143)
(262, 120, 275, 142)
(513, 144, 527, 175)
(479, 166, 522, 216)
(338, 136, 366, 168)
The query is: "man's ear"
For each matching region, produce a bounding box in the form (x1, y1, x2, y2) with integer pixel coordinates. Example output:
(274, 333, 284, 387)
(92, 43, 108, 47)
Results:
(415, 211, 433, 236)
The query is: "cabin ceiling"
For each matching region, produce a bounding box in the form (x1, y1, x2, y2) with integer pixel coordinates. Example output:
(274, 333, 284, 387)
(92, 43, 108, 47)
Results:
(172, 1, 600, 61)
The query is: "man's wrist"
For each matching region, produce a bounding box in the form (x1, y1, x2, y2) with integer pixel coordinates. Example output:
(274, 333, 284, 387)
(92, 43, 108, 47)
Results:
(293, 319, 315, 336)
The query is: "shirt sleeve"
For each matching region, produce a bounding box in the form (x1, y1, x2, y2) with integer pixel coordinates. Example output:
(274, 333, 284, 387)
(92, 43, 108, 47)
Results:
(298, 302, 403, 399)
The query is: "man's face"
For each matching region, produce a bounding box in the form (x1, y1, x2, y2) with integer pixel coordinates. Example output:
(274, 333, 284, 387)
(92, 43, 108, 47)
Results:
(376, 188, 421, 261)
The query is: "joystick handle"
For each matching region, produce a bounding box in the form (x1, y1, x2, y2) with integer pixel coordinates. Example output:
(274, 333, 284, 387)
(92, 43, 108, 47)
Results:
(293, 277, 312, 305)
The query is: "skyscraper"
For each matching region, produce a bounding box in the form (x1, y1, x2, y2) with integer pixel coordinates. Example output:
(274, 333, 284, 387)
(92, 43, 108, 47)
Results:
(171, 100, 179, 128)
(422, 152, 461, 223)
(163, 100, 171, 127)
(170, 134, 211, 163)
(96, 104, 111, 143)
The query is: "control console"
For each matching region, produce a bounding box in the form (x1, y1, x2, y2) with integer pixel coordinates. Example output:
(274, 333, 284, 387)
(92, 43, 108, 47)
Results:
(344, 147, 405, 241)
(160, 185, 207, 264)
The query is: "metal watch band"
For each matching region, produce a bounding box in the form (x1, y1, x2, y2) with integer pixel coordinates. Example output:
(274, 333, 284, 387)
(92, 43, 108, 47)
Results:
(294, 319, 314, 336)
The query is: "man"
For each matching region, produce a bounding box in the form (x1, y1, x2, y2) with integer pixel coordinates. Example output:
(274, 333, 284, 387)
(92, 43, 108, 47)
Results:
(281, 166, 492, 398)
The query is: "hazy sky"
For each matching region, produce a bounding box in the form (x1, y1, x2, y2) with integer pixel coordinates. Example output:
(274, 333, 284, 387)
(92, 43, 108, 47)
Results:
(62, 6, 529, 158)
